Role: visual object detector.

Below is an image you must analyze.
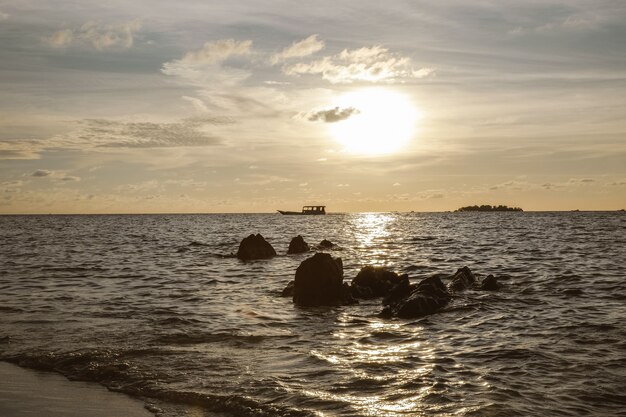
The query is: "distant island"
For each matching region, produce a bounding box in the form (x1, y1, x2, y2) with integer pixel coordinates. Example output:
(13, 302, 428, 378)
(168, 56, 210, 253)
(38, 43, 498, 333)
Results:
(456, 204, 523, 212)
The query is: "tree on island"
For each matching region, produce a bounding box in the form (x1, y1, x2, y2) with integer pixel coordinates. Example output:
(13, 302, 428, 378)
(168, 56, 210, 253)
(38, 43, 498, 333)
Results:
(456, 204, 523, 212)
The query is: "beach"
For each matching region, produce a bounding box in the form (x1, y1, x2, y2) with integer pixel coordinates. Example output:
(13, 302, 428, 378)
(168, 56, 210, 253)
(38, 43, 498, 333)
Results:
(0, 361, 153, 417)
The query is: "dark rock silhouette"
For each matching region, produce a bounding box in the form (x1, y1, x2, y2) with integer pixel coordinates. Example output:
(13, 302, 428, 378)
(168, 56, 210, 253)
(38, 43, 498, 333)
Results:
(318, 239, 335, 249)
(381, 276, 451, 318)
(292, 253, 355, 306)
(236, 234, 276, 260)
(281, 280, 295, 297)
(480, 274, 501, 291)
(287, 235, 310, 254)
(351, 266, 409, 298)
(448, 266, 476, 292)
(382, 278, 413, 306)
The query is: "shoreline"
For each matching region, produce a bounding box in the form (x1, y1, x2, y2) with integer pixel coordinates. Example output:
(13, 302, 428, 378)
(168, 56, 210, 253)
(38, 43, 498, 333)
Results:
(0, 361, 154, 417)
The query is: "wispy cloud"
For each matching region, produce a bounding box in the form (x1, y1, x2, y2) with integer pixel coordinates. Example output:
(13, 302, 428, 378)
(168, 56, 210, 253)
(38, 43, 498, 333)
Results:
(284, 45, 433, 83)
(271, 34, 324, 64)
(32, 169, 52, 177)
(82, 119, 222, 148)
(43, 20, 142, 50)
(0, 10, 9, 21)
(170, 39, 252, 66)
(306, 106, 359, 123)
(161, 39, 252, 86)
(0, 117, 226, 160)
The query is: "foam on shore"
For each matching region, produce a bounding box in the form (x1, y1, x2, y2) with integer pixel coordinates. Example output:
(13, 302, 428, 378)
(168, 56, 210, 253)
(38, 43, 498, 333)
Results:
(0, 361, 154, 417)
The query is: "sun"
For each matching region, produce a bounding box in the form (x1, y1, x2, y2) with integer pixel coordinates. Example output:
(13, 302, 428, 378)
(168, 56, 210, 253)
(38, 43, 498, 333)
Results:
(328, 89, 419, 155)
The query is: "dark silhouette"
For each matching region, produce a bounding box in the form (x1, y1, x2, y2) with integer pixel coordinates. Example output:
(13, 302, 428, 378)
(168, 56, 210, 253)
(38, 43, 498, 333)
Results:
(236, 234, 276, 260)
(456, 204, 523, 212)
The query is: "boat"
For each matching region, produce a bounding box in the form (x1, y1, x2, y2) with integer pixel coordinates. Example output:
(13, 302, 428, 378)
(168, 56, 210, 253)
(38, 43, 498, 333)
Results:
(277, 205, 326, 215)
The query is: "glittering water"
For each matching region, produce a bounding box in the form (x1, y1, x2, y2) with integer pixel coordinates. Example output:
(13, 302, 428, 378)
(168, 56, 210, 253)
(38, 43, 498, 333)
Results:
(1, 212, 625, 416)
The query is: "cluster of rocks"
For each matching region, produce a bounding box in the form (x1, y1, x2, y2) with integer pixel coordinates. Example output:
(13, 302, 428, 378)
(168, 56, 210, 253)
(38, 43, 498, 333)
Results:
(237, 234, 337, 260)
(281, 253, 501, 318)
(236, 233, 501, 319)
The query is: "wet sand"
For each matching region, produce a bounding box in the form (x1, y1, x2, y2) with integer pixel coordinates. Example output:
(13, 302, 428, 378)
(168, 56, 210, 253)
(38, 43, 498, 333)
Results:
(0, 362, 154, 417)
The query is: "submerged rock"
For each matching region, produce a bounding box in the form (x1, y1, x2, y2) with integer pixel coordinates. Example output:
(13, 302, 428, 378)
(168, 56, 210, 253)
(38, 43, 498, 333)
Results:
(236, 234, 276, 260)
(287, 235, 310, 254)
(382, 278, 413, 306)
(480, 274, 501, 291)
(281, 280, 295, 297)
(318, 239, 336, 249)
(448, 266, 476, 292)
(351, 266, 409, 298)
(381, 276, 451, 318)
(293, 253, 355, 306)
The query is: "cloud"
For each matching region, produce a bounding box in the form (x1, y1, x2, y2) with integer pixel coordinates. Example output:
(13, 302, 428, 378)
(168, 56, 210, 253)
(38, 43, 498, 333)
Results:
(32, 169, 52, 177)
(161, 39, 252, 86)
(61, 176, 81, 182)
(78, 119, 222, 148)
(43, 20, 142, 50)
(306, 106, 359, 123)
(174, 39, 252, 66)
(0, 10, 10, 21)
(182, 96, 209, 113)
(0, 115, 232, 160)
(271, 34, 324, 64)
(284, 45, 433, 83)
(0, 146, 40, 160)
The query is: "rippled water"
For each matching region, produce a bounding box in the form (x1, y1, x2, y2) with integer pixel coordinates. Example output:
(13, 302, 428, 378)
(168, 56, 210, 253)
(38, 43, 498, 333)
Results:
(1, 212, 625, 416)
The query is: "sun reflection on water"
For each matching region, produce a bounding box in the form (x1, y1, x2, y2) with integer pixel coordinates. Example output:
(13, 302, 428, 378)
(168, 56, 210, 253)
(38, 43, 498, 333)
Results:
(349, 213, 396, 266)
(304, 312, 446, 416)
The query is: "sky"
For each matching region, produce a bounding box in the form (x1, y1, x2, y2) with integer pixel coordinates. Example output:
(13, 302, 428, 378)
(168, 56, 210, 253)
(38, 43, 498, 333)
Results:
(0, 0, 625, 213)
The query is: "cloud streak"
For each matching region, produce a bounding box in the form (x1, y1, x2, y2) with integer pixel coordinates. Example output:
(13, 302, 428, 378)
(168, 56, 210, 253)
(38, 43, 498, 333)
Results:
(32, 169, 52, 177)
(82, 119, 222, 148)
(43, 20, 142, 50)
(271, 35, 324, 64)
(161, 39, 253, 87)
(306, 106, 360, 123)
(284, 45, 433, 83)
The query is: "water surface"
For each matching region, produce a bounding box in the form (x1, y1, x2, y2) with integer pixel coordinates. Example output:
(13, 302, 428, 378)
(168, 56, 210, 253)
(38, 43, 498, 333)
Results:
(1, 212, 625, 416)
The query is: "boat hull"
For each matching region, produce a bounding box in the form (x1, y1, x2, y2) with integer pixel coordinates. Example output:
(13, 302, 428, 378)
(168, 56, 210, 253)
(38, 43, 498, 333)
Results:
(277, 210, 325, 215)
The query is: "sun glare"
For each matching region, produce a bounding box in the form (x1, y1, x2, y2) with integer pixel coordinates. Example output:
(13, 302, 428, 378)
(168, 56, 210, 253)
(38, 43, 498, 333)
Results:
(329, 89, 419, 155)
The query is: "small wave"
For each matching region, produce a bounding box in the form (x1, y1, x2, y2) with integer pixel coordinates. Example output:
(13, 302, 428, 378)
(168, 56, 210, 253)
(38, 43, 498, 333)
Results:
(0, 306, 23, 312)
(410, 236, 437, 241)
(188, 241, 210, 247)
(155, 332, 294, 346)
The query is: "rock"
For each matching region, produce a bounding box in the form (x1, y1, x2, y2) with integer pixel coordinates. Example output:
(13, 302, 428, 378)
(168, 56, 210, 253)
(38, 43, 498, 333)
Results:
(382, 279, 414, 306)
(350, 284, 375, 299)
(448, 266, 476, 292)
(351, 266, 408, 298)
(293, 253, 355, 306)
(236, 234, 277, 260)
(281, 281, 295, 297)
(287, 235, 310, 254)
(382, 276, 451, 318)
(318, 239, 335, 249)
(480, 274, 501, 291)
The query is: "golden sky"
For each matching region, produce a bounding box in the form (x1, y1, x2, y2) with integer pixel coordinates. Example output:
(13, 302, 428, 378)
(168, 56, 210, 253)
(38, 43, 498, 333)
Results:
(0, 1, 625, 213)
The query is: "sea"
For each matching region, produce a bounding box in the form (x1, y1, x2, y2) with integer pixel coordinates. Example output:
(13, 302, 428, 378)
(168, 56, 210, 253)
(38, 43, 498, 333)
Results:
(1, 212, 625, 416)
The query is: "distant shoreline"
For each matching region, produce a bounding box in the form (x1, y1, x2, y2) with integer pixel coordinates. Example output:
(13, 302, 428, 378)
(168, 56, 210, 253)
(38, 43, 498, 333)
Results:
(0, 210, 624, 216)
(455, 205, 523, 212)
